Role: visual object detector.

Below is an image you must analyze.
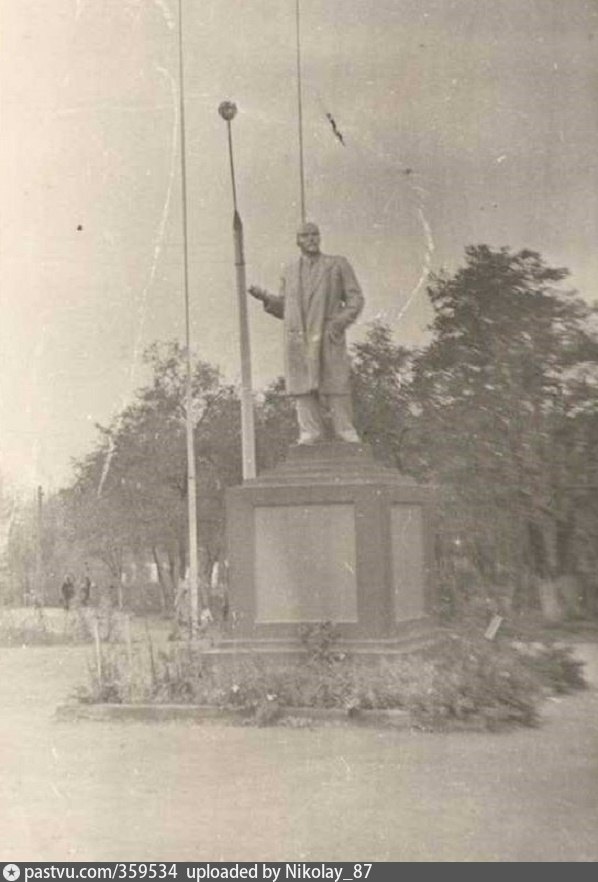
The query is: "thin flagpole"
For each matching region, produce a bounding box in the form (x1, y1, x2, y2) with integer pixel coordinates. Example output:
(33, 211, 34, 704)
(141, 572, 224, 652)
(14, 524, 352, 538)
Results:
(295, 0, 306, 223)
(226, 122, 238, 212)
(177, 0, 200, 636)
(218, 101, 257, 481)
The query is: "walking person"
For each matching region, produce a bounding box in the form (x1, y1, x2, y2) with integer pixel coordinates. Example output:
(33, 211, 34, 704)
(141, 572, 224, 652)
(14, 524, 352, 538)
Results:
(60, 575, 75, 611)
(80, 575, 92, 606)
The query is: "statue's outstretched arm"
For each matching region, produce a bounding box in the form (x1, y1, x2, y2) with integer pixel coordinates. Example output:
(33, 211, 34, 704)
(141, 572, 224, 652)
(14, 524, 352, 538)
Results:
(248, 285, 285, 319)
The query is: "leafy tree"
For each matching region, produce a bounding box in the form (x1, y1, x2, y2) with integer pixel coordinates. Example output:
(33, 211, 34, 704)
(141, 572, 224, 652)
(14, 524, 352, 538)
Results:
(2, 491, 33, 604)
(255, 377, 297, 471)
(33, 246, 598, 622)
(62, 342, 242, 610)
(351, 321, 412, 470)
(403, 246, 598, 610)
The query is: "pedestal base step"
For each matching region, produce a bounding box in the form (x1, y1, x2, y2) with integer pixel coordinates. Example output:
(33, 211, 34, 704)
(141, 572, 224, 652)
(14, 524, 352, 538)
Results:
(203, 625, 439, 663)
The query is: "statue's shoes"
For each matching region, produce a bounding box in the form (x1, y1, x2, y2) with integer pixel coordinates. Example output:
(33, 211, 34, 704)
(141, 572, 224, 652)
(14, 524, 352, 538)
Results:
(297, 433, 323, 445)
(335, 430, 360, 443)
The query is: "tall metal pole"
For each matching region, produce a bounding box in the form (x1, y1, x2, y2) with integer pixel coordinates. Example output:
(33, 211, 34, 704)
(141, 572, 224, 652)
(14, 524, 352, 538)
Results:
(218, 101, 257, 481)
(177, 0, 199, 636)
(35, 485, 44, 604)
(295, 0, 307, 223)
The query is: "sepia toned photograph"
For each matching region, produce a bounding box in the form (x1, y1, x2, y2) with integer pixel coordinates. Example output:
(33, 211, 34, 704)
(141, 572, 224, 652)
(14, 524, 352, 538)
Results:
(1, 0, 597, 864)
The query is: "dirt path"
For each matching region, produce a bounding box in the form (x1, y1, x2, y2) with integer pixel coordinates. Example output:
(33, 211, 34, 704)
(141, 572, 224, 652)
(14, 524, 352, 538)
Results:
(1, 642, 597, 862)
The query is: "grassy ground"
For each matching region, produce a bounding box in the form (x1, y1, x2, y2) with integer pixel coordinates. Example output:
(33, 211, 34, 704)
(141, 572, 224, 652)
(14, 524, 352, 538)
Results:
(63, 612, 586, 731)
(0, 604, 175, 646)
(1, 641, 597, 860)
(2, 605, 591, 730)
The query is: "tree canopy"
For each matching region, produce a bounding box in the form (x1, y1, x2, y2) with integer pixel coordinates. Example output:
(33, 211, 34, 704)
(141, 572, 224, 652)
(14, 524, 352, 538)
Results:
(9, 245, 598, 619)
(354, 246, 598, 613)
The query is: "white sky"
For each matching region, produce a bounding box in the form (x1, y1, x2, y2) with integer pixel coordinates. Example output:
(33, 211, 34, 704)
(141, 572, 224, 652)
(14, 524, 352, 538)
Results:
(1, 0, 597, 491)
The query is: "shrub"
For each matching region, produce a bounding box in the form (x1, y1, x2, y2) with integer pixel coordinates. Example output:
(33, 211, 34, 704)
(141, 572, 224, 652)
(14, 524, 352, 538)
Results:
(411, 633, 541, 729)
(509, 640, 587, 694)
(76, 626, 586, 731)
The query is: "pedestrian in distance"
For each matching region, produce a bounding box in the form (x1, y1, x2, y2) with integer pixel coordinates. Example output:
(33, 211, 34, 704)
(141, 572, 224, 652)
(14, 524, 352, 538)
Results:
(60, 574, 75, 611)
(80, 575, 92, 606)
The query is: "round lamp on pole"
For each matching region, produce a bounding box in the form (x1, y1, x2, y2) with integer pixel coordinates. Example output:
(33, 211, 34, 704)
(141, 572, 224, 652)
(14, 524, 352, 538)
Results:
(218, 100, 237, 122)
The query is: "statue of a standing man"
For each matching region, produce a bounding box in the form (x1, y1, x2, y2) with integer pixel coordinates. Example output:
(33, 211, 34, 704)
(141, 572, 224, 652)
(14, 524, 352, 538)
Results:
(249, 222, 364, 445)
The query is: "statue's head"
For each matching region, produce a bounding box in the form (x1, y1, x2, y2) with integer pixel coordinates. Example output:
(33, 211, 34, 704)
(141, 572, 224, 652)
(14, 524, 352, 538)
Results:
(296, 221, 321, 256)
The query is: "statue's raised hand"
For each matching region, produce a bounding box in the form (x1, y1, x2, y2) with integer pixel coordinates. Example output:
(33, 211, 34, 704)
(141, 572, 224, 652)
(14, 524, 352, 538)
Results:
(248, 285, 268, 302)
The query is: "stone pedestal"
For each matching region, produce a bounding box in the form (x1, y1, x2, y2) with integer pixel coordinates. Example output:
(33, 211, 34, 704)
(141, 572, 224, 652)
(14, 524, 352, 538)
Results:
(222, 442, 434, 656)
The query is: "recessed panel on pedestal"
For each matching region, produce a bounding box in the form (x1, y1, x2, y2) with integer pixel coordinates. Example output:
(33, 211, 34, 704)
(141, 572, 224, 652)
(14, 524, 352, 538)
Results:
(390, 505, 425, 621)
(254, 504, 358, 623)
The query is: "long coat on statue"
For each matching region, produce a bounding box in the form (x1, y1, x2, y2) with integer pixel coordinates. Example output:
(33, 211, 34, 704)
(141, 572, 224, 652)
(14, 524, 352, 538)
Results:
(262, 253, 364, 395)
